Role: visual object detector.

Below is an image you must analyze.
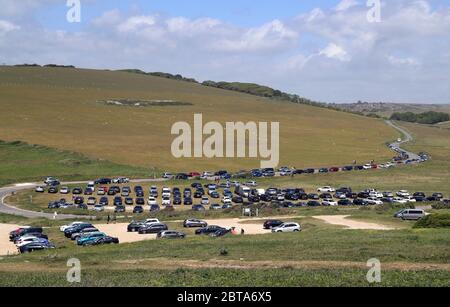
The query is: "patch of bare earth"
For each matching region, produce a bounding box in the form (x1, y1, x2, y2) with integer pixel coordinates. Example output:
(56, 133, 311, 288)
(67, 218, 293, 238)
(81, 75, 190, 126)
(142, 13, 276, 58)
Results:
(313, 215, 396, 230)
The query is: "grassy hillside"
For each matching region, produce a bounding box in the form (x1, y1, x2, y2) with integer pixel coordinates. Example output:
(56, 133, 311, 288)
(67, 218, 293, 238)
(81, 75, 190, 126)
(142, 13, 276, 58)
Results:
(0, 66, 396, 171)
(0, 140, 150, 186)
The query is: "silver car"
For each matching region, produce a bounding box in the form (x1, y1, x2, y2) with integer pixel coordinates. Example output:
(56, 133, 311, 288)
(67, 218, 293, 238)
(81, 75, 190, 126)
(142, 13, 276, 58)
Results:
(396, 209, 425, 220)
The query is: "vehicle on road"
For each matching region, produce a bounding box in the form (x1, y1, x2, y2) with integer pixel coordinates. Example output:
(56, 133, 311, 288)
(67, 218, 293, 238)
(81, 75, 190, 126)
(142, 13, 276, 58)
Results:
(138, 223, 168, 234)
(395, 209, 425, 220)
(195, 225, 225, 235)
(157, 231, 186, 239)
(183, 219, 208, 228)
(271, 223, 301, 233)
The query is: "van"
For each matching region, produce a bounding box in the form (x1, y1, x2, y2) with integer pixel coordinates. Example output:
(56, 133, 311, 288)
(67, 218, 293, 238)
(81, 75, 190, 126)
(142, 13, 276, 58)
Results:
(397, 209, 425, 220)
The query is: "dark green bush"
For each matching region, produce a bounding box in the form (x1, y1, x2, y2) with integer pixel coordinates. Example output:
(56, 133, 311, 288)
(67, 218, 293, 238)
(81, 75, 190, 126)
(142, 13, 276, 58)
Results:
(413, 213, 450, 229)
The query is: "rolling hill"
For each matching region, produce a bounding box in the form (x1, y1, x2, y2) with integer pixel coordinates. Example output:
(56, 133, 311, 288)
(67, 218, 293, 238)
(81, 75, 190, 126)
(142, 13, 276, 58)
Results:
(0, 66, 396, 172)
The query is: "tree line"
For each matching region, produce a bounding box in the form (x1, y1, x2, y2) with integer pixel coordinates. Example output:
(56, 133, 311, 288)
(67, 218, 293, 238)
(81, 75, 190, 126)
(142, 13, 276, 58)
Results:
(390, 111, 450, 124)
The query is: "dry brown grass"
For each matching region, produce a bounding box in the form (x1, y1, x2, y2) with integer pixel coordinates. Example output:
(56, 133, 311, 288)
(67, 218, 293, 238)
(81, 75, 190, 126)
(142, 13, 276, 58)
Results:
(0, 66, 396, 171)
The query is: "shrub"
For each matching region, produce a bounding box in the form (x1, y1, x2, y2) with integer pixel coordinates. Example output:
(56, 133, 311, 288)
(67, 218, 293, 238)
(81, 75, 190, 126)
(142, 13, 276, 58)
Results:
(431, 202, 450, 210)
(413, 213, 450, 229)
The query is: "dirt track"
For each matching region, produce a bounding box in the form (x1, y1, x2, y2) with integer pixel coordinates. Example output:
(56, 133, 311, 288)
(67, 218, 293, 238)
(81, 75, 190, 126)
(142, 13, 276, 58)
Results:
(313, 215, 396, 230)
(0, 224, 20, 256)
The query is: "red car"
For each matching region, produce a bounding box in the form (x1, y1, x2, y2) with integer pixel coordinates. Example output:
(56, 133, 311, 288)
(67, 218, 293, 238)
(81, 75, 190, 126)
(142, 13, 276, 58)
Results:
(329, 167, 340, 172)
(371, 164, 378, 169)
(188, 172, 201, 178)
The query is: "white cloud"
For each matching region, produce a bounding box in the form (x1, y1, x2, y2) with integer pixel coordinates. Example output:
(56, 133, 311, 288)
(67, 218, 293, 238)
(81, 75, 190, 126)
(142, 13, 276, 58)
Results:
(319, 43, 350, 62)
(335, 0, 359, 11)
(1, 0, 450, 103)
(117, 15, 157, 32)
(0, 20, 20, 34)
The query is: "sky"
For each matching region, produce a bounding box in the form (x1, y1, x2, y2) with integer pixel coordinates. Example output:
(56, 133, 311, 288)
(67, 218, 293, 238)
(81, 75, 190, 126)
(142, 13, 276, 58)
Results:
(0, 0, 450, 104)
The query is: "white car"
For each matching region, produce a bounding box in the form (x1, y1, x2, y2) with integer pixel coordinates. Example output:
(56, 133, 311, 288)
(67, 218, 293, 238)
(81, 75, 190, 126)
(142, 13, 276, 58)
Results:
(35, 186, 45, 193)
(162, 188, 171, 198)
(322, 199, 338, 206)
(60, 221, 85, 232)
(246, 181, 258, 187)
(396, 190, 410, 197)
(162, 172, 173, 179)
(368, 191, 383, 198)
(383, 191, 394, 198)
(44, 177, 58, 185)
(147, 197, 158, 206)
(405, 196, 417, 203)
(276, 194, 285, 201)
(113, 177, 129, 184)
(16, 237, 48, 248)
(201, 197, 210, 205)
(162, 197, 171, 206)
(144, 218, 160, 224)
(365, 197, 383, 205)
(317, 186, 335, 193)
(200, 172, 214, 179)
(97, 189, 106, 196)
(60, 187, 70, 194)
(363, 164, 372, 170)
(222, 196, 232, 204)
(93, 205, 104, 212)
(272, 223, 301, 233)
(393, 197, 408, 204)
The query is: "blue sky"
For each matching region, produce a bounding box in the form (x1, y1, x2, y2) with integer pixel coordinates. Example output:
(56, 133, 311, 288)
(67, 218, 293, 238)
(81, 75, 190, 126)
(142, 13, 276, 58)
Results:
(1, 0, 450, 103)
(37, 0, 343, 29)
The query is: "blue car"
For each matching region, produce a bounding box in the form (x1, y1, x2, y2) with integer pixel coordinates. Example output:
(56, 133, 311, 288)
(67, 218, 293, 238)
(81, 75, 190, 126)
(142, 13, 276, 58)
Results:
(77, 232, 106, 246)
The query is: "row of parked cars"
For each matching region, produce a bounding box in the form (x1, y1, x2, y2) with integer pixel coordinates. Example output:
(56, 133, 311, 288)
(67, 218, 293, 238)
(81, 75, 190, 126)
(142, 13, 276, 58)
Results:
(8, 226, 54, 253)
(60, 222, 119, 246)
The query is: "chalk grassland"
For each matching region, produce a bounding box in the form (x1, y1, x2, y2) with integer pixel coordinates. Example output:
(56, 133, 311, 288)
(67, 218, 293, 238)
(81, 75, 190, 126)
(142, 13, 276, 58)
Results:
(0, 66, 395, 171)
(0, 141, 150, 186)
(0, 214, 449, 287)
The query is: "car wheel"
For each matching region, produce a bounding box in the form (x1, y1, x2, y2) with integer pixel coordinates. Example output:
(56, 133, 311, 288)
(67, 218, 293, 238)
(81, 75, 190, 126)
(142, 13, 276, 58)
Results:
(294, 229, 300, 232)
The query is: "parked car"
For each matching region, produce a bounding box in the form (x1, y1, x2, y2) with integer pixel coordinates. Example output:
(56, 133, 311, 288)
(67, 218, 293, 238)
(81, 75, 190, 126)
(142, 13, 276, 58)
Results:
(317, 186, 335, 193)
(183, 219, 208, 228)
(157, 231, 186, 239)
(192, 204, 206, 211)
(138, 223, 168, 234)
(195, 225, 226, 235)
(263, 220, 284, 229)
(10, 227, 43, 241)
(35, 186, 45, 193)
(77, 232, 107, 246)
(95, 178, 112, 185)
(395, 209, 425, 220)
(322, 199, 338, 206)
(133, 206, 144, 214)
(271, 223, 301, 233)
(60, 187, 70, 194)
(60, 221, 85, 232)
(87, 236, 119, 246)
(19, 242, 55, 254)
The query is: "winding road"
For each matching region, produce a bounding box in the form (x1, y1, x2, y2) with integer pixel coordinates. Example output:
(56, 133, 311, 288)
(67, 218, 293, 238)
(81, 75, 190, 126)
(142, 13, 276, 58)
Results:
(0, 121, 422, 220)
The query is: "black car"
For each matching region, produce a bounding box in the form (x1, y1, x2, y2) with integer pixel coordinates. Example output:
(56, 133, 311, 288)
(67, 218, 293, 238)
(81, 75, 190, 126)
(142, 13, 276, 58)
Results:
(175, 173, 189, 180)
(95, 178, 112, 185)
(113, 197, 123, 206)
(263, 220, 284, 229)
(307, 201, 321, 207)
(342, 166, 353, 171)
(48, 187, 58, 194)
(195, 225, 225, 235)
(320, 193, 333, 199)
(184, 197, 193, 205)
(135, 198, 145, 205)
(9, 227, 43, 241)
(232, 196, 244, 203)
(308, 193, 319, 200)
(338, 199, 352, 206)
(133, 206, 144, 214)
(125, 198, 134, 205)
(99, 197, 109, 206)
(138, 223, 168, 234)
(127, 221, 144, 232)
(173, 197, 182, 205)
(194, 191, 204, 198)
(74, 196, 84, 205)
(248, 195, 260, 203)
(136, 190, 144, 197)
(64, 223, 93, 238)
(337, 187, 352, 194)
(48, 201, 60, 209)
(304, 169, 315, 174)
(432, 193, 444, 199)
(353, 199, 368, 206)
(19, 242, 55, 254)
(357, 192, 370, 198)
(210, 228, 231, 237)
(72, 187, 83, 195)
(191, 182, 202, 189)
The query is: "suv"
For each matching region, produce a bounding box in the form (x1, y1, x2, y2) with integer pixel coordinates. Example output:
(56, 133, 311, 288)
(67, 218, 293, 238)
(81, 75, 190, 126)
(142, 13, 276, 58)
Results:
(195, 225, 225, 235)
(263, 220, 284, 229)
(395, 209, 425, 220)
(272, 223, 301, 233)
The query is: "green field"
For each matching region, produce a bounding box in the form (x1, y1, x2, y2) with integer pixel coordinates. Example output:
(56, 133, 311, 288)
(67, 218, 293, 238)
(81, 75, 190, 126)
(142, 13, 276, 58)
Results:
(0, 66, 396, 171)
(0, 210, 448, 287)
(0, 140, 150, 186)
